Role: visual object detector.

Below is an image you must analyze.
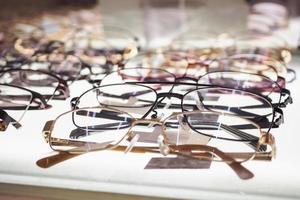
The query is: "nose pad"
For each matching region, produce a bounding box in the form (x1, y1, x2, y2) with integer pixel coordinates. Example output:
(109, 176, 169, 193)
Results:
(195, 96, 205, 110)
(177, 115, 191, 133)
(274, 111, 284, 126)
(157, 135, 170, 156)
(148, 99, 172, 128)
(124, 131, 140, 154)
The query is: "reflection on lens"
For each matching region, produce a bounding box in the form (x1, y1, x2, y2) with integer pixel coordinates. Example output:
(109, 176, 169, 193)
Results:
(76, 84, 157, 117)
(0, 69, 60, 100)
(182, 87, 274, 130)
(51, 107, 132, 152)
(198, 71, 281, 103)
(164, 112, 259, 162)
(0, 84, 34, 123)
(183, 87, 273, 116)
(0, 84, 33, 109)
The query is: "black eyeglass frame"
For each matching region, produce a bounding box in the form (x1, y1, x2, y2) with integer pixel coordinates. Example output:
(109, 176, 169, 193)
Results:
(71, 81, 282, 137)
(0, 68, 70, 101)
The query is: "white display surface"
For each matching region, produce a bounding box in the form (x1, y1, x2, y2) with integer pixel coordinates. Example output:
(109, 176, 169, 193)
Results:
(0, 64, 299, 200)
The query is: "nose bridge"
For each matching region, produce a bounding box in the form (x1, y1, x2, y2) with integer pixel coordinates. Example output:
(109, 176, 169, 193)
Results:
(132, 118, 163, 127)
(157, 92, 184, 100)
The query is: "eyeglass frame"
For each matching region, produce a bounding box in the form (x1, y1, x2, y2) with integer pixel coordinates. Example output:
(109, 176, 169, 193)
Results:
(0, 68, 70, 101)
(42, 105, 276, 180)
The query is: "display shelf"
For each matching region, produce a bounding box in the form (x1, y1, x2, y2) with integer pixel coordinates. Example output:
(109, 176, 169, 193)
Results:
(0, 60, 299, 200)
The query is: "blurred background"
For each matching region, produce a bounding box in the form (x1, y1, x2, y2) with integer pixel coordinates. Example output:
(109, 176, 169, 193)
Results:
(1, 0, 300, 49)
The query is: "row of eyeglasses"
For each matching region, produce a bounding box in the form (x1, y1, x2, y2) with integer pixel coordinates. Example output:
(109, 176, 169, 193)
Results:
(0, 21, 295, 180)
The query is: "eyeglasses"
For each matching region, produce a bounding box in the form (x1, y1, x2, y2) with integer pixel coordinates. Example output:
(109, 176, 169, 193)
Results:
(0, 83, 51, 128)
(198, 70, 292, 108)
(90, 67, 290, 111)
(42, 106, 275, 180)
(2, 45, 92, 83)
(0, 68, 70, 101)
(5, 23, 141, 82)
(123, 51, 292, 86)
(71, 81, 281, 134)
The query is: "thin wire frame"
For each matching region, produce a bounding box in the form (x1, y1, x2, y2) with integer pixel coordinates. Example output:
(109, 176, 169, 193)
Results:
(42, 106, 275, 180)
(0, 68, 70, 101)
(197, 70, 292, 108)
(72, 82, 280, 133)
(96, 67, 291, 109)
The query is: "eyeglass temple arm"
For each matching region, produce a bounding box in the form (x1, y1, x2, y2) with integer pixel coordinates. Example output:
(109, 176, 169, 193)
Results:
(36, 140, 272, 169)
(168, 145, 254, 180)
(219, 123, 264, 151)
(52, 81, 70, 100)
(0, 109, 21, 131)
(171, 131, 275, 161)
